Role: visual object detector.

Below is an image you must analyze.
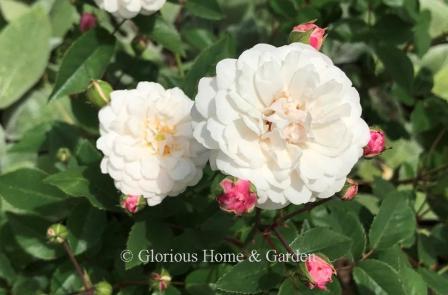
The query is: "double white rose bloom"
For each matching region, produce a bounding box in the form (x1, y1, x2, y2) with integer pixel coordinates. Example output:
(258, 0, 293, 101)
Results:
(95, 0, 166, 18)
(97, 43, 369, 209)
(97, 83, 208, 206)
(191, 43, 370, 209)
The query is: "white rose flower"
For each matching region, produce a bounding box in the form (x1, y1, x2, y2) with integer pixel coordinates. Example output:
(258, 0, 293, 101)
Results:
(95, 0, 166, 19)
(97, 82, 208, 206)
(192, 43, 370, 209)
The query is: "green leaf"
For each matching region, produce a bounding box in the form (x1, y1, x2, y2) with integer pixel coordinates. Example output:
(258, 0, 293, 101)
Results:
(185, 265, 232, 295)
(419, 0, 448, 38)
(125, 220, 173, 270)
(383, 0, 404, 7)
(0, 6, 51, 109)
(0, 168, 69, 218)
(3, 85, 75, 141)
(6, 213, 64, 260)
(0, 0, 29, 22)
(418, 268, 448, 295)
(50, 28, 116, 100)
(185, 0, 224, 20)
(376, 246, 412, 271)
(400, 267, 427, 295)
(420, 44, 448, 74)
(269, 0, 298, 19)
(278, 277, 341, 295)
(433, 66, 448, 102)
(411, 101, 432, 133)
(151, 16, 184, 55)
(328, 208, 366, 259)
(413, 10, 431, 57)
(185, 35, 235, 97)
(125, 221, 149, 270)
(50, 264, 83, 295)
(289, 227, 352, 260)
(67, 203, 107, 255)
(74, 139, 102, 165)
(136, 15, 184, 55)
(375, 45, 414, 93)
(44, 166, 118, 211)
(0, 253, 15, 284)
(369, 192, 416, 250)
(216, 260, 283, 294)
(382, 139, 422, 170)
(49, 0, 78, 39)
(353, 259, 406, 295)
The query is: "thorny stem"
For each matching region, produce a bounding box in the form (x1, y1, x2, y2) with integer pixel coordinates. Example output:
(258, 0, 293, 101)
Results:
(175, 53, 185, 78)
(271, 227, 296, 255)
(260, 228, 281, 253)
(112, 19, 126, 36)
(62, 241, 92, 295)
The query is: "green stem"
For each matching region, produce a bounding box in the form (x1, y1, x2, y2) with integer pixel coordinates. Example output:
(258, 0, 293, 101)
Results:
(175, 53, 185, 78)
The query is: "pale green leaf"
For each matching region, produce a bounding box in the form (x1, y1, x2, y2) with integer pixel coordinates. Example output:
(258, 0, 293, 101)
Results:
(0, 6, 51, 109)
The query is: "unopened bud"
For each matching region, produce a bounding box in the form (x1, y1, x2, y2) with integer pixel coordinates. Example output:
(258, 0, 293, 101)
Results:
(299, 254, 336, 290)
(80, 12, 97, 32)
(340, 179, 358, 200)
(289, 21, 326, 50)
(131, 35, 149, 56)
(217, 178, 257, 216)
(86, 80, 113, 108)
(150, 269, 171, 292)
(95, 281, 113, 295)
(56, 147, 71, 163)
(121, 195, 146, 214)
(47, 224, 68, 244)
(363, 128, 386, 158)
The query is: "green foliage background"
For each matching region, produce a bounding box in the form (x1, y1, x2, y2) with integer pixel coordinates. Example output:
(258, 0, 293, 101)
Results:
(0, 0, 448, 294)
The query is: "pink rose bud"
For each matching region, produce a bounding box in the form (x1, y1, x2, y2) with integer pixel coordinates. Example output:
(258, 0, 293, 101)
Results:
(363, 129, 386, 158)
(150, 269, 171, 292)
(289, 21, 326, 50)
(80, 12, 97, 32)
(217, 178, 257, 216)
(305, 254, 336, 290)
(121, 195, 143, 214)
(341, 178, 358, 200)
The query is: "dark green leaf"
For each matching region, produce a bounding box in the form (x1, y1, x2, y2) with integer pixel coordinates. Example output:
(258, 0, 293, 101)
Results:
(185, 35, 235, 97)
(289, 227, 352, 260)
(0, 168, 69, 218)
(216, 260, 283, 294)
(375, 45, 414, 93)
(0, 253, 15, 284)
(67, 203, 107, 255)
(185, 0, 224, 20)
(50, 29, 116, 100)
(6, 213, 64, 260)
(44, 166, 118, 211)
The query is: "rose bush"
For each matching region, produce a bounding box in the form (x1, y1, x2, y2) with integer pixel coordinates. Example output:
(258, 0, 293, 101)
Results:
(0, 0, 448, 294)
